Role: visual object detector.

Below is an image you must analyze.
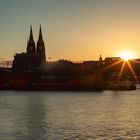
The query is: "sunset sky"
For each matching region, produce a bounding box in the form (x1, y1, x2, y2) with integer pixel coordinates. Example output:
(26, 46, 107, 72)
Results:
(1, 0, 140, 61)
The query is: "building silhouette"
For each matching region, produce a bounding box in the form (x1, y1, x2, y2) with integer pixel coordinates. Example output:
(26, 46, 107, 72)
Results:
(12, 25, 46, 71)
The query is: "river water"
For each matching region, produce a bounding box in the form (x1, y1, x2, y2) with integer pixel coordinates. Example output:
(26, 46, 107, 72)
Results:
(0, 90, 140, 140)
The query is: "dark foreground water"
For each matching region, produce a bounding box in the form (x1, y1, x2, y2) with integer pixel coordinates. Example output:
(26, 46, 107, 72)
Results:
(1, 91, 140, 140)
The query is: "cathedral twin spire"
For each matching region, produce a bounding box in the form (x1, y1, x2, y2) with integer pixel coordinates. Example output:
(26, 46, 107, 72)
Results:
(38, 25, 43, 41)
(29, 25, 34, 42)
(27, 25, 35, 54)
(29, 25, 43, 42)
(27, 25, 46, 62)
(27, 25, 45, 53)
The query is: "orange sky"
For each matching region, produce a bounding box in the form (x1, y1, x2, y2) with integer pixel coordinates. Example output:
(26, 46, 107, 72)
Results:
(1, 0, 140, 61)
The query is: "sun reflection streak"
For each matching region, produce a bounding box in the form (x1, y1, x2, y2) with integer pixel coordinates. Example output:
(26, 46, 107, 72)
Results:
(102, 60, 123, 72)
(117, 61, 126, 83)
(131, 59, 140, 64)
(126, 61, 138, 83)
(99, 58, 139, 84)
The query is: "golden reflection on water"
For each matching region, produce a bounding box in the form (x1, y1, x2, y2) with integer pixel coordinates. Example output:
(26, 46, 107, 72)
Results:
(0, 91, 140, 139)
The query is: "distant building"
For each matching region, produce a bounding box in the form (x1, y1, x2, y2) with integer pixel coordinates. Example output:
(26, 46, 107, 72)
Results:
(12, 25, 46, 71)
(104, 57, 121, 65)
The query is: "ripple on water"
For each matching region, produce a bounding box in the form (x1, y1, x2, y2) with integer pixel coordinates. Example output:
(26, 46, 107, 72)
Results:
(0, 91, 140, 139)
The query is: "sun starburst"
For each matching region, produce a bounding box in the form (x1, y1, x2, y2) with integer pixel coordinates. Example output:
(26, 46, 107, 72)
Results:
(119, 51, 136, 61)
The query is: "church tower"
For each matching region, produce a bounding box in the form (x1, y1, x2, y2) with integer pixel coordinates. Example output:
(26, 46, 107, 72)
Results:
(37, 25, 46, 63)
(99, 54, 103, 67)
(27, 26, 35, 54)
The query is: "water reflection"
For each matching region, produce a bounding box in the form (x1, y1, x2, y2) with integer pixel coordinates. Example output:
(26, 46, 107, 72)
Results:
(0, 91, 140, 139)
(25, 93, 48, 140)
(0, 92, 48, 140)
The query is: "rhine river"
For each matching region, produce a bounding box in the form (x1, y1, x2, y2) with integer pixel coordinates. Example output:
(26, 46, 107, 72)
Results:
(0, 91, 140, 139)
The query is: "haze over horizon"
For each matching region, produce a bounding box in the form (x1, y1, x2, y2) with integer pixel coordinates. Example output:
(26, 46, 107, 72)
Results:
(1, 0, 140, 61)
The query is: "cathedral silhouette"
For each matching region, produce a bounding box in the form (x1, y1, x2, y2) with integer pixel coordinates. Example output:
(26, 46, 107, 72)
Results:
(12, 25, 46, 71)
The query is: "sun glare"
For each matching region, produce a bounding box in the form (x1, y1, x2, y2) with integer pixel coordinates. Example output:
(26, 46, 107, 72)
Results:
(119, 51, 136, 61)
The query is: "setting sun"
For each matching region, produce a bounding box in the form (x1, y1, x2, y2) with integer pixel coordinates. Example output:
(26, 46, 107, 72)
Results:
(119, 51, 136, 61)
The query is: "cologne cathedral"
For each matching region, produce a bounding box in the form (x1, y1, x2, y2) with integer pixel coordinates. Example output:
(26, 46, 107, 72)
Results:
(12, 26, 46, 71)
